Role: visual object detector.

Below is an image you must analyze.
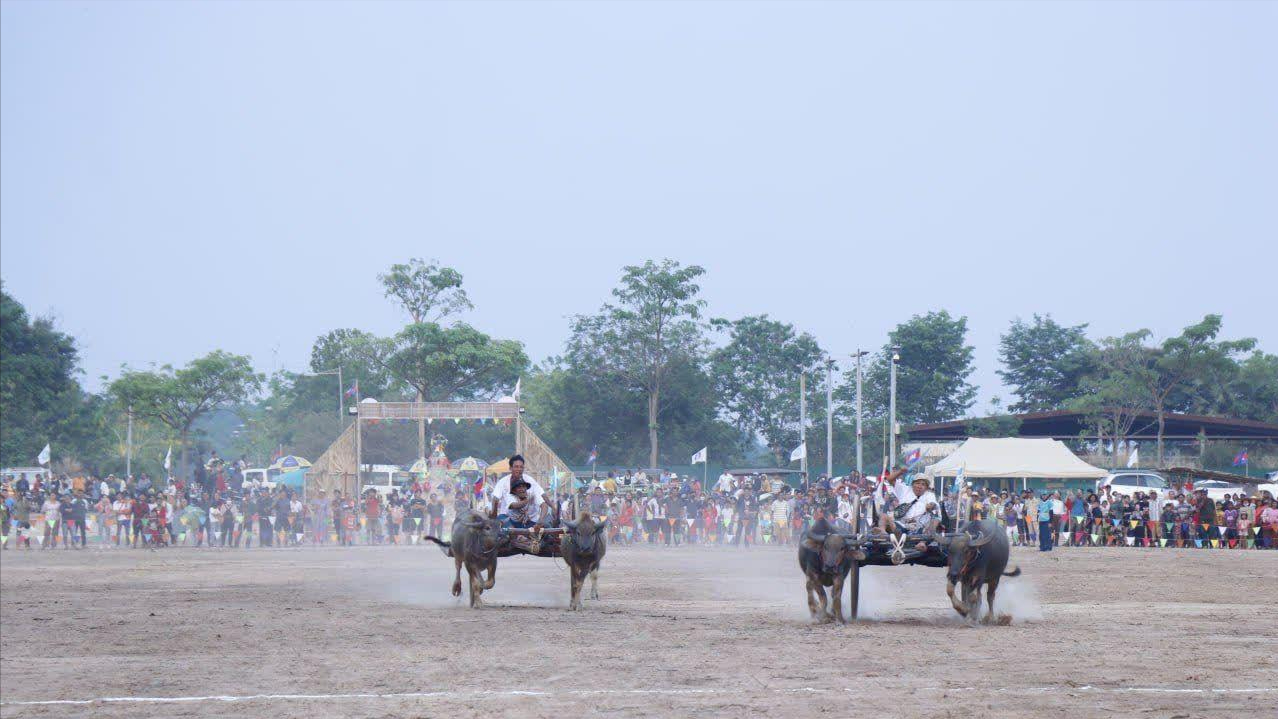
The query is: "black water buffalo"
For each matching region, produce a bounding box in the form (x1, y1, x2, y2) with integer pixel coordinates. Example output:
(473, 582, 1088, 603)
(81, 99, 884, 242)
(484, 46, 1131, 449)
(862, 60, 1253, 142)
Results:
(797, 519, 866, 624)
(939, 519, 1022, 623)
(560, 512, 607, 611)
(423, 511, 504, 608)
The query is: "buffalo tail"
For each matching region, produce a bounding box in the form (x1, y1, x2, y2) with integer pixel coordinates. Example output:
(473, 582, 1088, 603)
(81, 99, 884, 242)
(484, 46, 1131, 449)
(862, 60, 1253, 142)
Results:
(421, 535, 454, 557)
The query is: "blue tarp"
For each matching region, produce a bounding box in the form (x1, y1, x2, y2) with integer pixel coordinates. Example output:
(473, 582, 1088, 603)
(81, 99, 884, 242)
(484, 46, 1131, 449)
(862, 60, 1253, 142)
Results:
(276, 468, 306, 489)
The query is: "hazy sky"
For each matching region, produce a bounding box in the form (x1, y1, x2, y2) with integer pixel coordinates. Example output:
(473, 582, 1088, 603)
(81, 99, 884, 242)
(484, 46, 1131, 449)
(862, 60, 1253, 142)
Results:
(2, 1, 1274, 410)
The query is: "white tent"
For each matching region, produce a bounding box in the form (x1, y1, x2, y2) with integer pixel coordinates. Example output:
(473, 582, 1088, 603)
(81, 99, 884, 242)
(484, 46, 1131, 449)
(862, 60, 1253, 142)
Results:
(924, 438, 1106, 480)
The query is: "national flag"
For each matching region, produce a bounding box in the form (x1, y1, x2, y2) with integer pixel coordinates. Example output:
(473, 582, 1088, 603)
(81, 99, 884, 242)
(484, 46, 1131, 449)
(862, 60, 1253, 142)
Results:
(344, 381, 359, 397)
(36, 443, 50, 466)
(691, 447, 707, 464)
(1232, 450, 1249, 467)
(789, 442, 806, 463)
(587, 445, 598, 465)
(1126, 447, 1139, 468)
(904, 448, 922, 466)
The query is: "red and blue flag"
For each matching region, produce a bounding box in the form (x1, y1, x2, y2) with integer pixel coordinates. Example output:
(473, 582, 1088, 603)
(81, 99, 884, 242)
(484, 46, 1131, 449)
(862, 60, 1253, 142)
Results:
(1232, 450, 1249, 467)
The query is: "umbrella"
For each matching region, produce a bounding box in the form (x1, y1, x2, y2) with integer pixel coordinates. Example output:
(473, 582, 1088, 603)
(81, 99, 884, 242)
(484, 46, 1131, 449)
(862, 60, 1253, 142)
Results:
(486, 458, 510, 476)
(408, 458, 430, 475)
(456, 457, 488, 473)
(269, 455, 311, 472)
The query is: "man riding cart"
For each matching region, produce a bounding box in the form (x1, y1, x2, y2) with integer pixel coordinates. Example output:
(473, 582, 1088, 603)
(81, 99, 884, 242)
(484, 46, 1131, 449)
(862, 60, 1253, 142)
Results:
(488, 454, 564, 556)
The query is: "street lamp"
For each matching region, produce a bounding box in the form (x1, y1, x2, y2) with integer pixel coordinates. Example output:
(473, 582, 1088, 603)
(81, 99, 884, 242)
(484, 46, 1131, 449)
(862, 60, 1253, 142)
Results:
(301, 368, 345, 425)
(825, 357, 836, 479)
(888, 345, 900, 468)
(852, 350, 868, 476)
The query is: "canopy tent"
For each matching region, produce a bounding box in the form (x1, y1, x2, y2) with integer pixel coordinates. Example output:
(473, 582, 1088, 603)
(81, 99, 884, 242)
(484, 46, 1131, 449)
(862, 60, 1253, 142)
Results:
(923, 438, 1106, 480)
(486, 458, 510, 477)
(275, 468, 306, 490)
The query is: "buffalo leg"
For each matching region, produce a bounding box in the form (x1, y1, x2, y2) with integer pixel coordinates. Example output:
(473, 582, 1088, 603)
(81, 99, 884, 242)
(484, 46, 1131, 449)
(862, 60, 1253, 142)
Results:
(451, 555, 463, 598)
(848, 563, 860, 620)
(482, 559, 497, 590)
(983, 578, 999, 624)
(589, 568, 600, 600)
(569, 568, 582, 610)
(814, 582, 831, 622)
(831, 574, 846, 624)
(468, 566, 484, 608)
(964, 581, 982, 622)
(946, 579, 968, 617)
(806, 579, 821, 620)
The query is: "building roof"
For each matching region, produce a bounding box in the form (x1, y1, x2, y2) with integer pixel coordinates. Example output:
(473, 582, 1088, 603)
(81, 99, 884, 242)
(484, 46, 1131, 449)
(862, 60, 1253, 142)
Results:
(906, 410, 1278, 442)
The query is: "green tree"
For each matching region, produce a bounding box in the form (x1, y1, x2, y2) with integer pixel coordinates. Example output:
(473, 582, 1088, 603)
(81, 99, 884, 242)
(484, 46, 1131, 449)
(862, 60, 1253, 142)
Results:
(378, 258, 472, 324)
(866, 310, 977, 425)
(997, 314, 1097, 412)
(380, 323, 528, 402)
(310, 328, 394, 398)
(568, 259, 707, 467)
(109, 351, 264, 480)
(709, 315, 825, 465)
(1067, 333, 1149, 460)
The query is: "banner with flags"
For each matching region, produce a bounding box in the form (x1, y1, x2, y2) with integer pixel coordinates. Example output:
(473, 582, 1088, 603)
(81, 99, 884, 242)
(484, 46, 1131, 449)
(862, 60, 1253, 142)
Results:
(37, 443, 50, 466)
(789, 442, 805, 463)
(691, 447, 707, 464)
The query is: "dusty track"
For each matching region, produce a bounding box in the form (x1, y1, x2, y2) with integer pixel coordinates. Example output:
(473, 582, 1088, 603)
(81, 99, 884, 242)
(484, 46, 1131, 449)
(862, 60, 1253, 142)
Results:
(1, 544, 1274, 718)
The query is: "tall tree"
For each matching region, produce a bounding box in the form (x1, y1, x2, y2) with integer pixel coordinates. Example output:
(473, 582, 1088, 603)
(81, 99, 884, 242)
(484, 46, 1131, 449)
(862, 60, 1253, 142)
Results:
(709, 315, 825, 465)
(866, 310, 977, 426)
(997, 314, 1097, 412)
(567, 259, 707, 467)
(1099, 316, 1256, 463)
(1067, 333, 1150, 459)
(110, 351, 263, 480)
(378, 258, 472, 324)
(380, 323, 528, 402)
(378, 259, 473, 458)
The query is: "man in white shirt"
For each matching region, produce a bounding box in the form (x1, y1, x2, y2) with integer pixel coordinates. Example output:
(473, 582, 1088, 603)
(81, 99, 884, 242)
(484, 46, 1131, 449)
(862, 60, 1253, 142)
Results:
(881, 474, 939, 538)
(714, 471, 735, 494)
(489, 455, 551, 528)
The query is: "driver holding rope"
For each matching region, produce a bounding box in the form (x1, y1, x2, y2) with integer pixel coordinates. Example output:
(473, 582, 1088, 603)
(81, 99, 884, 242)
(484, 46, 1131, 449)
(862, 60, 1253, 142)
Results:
(490, 455, 553, 529)
(879, 474, 940, 551)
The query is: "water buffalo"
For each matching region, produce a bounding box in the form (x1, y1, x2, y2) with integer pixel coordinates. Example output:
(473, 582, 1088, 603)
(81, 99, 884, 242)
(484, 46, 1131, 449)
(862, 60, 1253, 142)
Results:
(423, 511, 504, 608)
(560, 512, 607, 611)
(798, 519, 866, 624)
(939, 519, 1022, 623)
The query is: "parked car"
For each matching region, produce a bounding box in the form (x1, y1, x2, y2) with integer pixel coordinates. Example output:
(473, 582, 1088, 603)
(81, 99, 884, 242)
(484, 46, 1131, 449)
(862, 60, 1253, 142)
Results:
(1097, 471, 1170, 499)
(1192, 479, 1247, 502)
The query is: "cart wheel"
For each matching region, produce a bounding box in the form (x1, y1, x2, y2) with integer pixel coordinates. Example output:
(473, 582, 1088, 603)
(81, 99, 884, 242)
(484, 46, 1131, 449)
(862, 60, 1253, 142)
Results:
(848, 561, 861, 620)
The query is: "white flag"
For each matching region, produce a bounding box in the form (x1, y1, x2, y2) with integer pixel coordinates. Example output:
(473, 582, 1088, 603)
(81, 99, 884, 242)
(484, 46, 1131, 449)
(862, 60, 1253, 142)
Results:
(37, 443, 50, 466)
(790, 442, 806, 463)
(163, 445, 172, 471)
(512, 377, 521, 400)
(691, 447, 707, 464)
(1126, 447, 1139, 468)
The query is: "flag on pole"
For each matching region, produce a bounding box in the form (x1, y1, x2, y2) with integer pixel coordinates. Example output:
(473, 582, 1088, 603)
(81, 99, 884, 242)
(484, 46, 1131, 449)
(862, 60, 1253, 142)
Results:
(904, 448, 922, 466)
(951, 465, 966, 494)
(512, 377, 522, 400)
(691, 447, 707, 464)
(37, 443, 50, 466)
(344, 381, 359, 397)
(1232, 450, 1249, 467)
(587, 445, 598, 465)
(1126, 447, 1139, 468)
(789, 442, 806, 463)
(163, 445, 172, 471)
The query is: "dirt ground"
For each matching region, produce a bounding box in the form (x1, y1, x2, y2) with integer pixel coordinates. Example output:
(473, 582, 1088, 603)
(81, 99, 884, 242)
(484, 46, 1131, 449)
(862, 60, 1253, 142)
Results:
(1, 542, 1274, 718)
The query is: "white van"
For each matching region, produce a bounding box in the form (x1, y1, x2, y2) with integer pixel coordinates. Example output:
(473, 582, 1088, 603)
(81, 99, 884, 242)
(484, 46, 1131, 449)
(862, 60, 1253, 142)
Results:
(1097, 471, 1170, 499)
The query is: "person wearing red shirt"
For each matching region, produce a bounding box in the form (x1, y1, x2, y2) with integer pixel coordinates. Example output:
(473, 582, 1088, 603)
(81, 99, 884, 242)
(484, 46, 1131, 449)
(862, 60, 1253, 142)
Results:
(363, 492, 381, 544)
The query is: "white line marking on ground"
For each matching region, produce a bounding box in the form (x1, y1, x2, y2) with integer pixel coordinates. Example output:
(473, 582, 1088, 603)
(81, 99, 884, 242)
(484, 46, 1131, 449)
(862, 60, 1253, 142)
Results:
(2, 686, 1273, 707)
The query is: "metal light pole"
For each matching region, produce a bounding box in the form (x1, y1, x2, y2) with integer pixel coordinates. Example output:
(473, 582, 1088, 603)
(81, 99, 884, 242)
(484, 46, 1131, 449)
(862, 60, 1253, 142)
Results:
(306, 369, 345, 426)
(825, 358, 835, 479)
(799, 371, 807, 481)
(888, 345, 900, 468)
(125, 405, 133, 478)
(853, 350, 867, 476)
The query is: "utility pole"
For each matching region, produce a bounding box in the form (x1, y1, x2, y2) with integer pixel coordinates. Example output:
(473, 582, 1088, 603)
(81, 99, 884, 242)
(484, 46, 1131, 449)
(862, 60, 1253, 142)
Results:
(126, 405, 133, 478)
(799, 371, 807, 481)
(889, 345, 900, 468)
(826, 358, 835, 479)
(853, 350, 867, 476)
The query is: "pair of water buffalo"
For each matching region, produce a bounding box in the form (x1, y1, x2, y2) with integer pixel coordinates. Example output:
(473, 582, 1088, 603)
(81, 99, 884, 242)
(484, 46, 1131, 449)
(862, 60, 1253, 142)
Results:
(798, 518, 1020, 624)
(424, 510, 606, 610)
